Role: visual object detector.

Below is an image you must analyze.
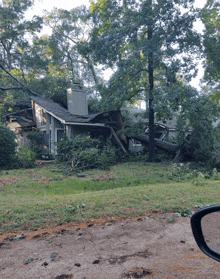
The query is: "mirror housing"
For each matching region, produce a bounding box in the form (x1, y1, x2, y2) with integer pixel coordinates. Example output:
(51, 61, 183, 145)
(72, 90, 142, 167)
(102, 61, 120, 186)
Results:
(191, 205, 220, 262)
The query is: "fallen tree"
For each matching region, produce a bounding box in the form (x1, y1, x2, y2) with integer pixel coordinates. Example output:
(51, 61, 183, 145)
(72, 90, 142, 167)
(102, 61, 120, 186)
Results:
(132, 134, 186, 162)
(132, 134, 179, 154)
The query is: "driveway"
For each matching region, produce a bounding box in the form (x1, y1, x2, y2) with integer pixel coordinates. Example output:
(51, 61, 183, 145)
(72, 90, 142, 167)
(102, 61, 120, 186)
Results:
(0, 213, 218, 279)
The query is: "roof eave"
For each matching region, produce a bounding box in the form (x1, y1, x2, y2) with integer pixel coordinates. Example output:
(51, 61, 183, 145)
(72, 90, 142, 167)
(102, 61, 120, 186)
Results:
(64, 122, 106, 127)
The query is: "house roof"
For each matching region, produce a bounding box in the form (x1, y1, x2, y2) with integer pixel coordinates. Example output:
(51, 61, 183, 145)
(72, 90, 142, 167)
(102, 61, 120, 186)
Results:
(30, 95, 101, 124)
(15, 101, 32, 108)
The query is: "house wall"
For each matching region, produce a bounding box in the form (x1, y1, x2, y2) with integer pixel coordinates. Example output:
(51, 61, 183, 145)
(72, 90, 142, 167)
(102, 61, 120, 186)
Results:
(65, 125, 79, 141)
(65, 125, 91, 140)
(129, 139, 144, 153)
(34, 103, 47, 128)
(72, 126, 90, 136)
(48, 117, 64, 155)
(168, 130, 177, 141)
(7, 122, 31, 149)
(33, 102, 65, 154)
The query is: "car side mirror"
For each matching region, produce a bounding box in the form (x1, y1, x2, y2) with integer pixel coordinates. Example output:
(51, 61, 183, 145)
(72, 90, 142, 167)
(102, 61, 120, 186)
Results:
(191, 205, 220, 262)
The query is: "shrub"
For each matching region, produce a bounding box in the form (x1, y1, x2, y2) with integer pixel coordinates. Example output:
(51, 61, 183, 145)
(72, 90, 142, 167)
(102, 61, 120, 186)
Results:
(0, 125, 17, 168)
(57, 135, 117, 171)
(97, 147, 117, 170)
(72, 148, 99, 169)
(212, 168, 220, 180)
(57, 135, 101, 160)
(17, 146, 36, 168)
(56, 135, 76, 162)
(182, 125, 214, 162)
(176, 96, 217, 163)
(27, 131, 50, 159)
(209, 126, 220, 169)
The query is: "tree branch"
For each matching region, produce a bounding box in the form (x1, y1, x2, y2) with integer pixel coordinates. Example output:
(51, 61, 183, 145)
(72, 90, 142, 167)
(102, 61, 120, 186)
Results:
(0, 86, 23, 91)
(0, 63, 39, 96)
(87, 56, 99, 86)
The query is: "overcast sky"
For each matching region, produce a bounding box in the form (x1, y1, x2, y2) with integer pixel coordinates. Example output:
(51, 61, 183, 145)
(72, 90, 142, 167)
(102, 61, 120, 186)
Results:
(27, 0, 207, 20)
(26, 0, 90, 19)
(26, 0, 207, 38)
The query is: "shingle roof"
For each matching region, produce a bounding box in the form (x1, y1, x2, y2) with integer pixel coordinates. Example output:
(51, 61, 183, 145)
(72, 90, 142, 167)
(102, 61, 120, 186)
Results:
(30, 95, 101, 123)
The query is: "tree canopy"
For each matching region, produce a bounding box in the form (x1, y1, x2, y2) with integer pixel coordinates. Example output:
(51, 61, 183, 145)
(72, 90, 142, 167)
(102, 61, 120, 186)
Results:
(0, 0, 219, 162)
(0, 3, 106, 110)
(42, 6, 105, 99)
(89, 0, 201, 158)
(0, 0, 43, 111)
(201, 0, 220, 102)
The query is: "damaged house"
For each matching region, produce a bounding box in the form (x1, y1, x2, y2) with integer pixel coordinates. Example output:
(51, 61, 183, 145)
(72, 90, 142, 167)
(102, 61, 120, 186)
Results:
(30, 83, 127, 155)
(3, 83, 181, 157)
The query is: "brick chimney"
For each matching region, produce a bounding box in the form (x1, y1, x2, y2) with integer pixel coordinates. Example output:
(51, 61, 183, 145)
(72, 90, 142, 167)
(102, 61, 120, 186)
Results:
(67, 83, 88, 116)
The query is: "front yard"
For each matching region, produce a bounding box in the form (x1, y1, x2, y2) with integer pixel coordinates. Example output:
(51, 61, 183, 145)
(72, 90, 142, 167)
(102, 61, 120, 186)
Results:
(0, 161, 220, 232)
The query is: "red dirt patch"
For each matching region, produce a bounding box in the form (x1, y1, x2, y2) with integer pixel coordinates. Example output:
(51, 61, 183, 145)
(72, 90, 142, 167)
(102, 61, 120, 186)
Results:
(36, 177, 51, 184)
(28, 175, 51, 184)
(0, 213, 163, 244)
(0, 177, 20, 189)
(85, 171, 116, 182)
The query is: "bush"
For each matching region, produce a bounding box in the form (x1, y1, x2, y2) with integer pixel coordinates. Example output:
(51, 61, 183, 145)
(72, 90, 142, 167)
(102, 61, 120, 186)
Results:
(181, 127, 214, 162)
(56, 135, 76, 162)
(27, 131, 51, 159)
(57, 135, 101, 160)
(0, 125, 17, 168)
(72, 148, 99, 169)
(17, 146, 36, 168)
(97, 147, 117, 170)
(209, 126, 220, 169)
(57, 135, 117, 171)
(176, 96, 217, 163)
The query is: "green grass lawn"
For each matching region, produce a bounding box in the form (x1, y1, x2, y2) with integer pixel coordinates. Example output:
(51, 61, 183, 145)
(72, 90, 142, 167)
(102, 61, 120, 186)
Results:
(0, 161, 220, 232)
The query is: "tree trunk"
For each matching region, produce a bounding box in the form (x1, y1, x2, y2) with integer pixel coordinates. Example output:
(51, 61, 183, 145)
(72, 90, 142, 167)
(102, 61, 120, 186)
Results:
(87, 56, 102, 94)
(148, 10, 155, 161)
(88, 56, 99, 86)
(132, 134, 179, 154)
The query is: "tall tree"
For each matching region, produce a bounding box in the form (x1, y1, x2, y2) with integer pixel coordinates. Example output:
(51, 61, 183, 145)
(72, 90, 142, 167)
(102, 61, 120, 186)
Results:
(90, 0, 201, 159)
(201, 0, 220, 100)
(23, 35, 72, 107)
(0, 0, 42, 101)
(0, 3, 104, 110)
(0, 0, 42, 70)
(43, 6, 104, 98)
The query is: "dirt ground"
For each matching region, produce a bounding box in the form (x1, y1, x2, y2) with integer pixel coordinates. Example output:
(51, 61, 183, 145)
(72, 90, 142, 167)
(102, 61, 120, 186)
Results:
(0, 213, 219, 279)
